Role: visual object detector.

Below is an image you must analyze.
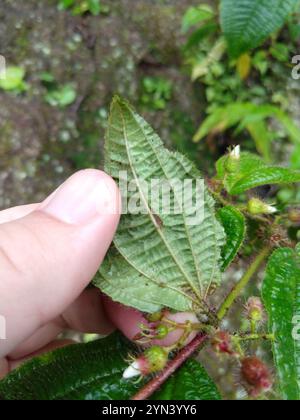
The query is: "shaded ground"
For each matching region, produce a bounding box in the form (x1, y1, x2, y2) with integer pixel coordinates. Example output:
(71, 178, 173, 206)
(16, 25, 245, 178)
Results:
(0, 0, 201, 208)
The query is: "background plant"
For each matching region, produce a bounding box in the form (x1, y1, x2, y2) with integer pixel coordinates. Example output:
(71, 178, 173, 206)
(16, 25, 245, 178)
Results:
(0, 0, 300, 400)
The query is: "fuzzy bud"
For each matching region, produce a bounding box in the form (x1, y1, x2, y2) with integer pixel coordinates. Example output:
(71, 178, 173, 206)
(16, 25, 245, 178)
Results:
(123, 346, 169, 379)
(146, 311, 164, 323)
(155, 324, 170, 340)
(225, 145, 241, 173)
(211, 331, 233, 355)
(288, 208, 300, 224)
(241, 356, 273, 396)
(247, 198, 277, 215)
(245, 297, 264, 323)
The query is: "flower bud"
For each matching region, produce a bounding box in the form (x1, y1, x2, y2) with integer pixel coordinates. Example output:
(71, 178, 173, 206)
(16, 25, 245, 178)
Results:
(247, 198, 277, 215)
(245, 297, 264, 323)
(241, 356, 272, 396)
(211, 331, 233, 355)
(224, 145, 241, 173)
(146, 311, 164, 323)
(288, 208, 300, 224)
(123, 346, 169, 379)
(155, 324, 170, 340)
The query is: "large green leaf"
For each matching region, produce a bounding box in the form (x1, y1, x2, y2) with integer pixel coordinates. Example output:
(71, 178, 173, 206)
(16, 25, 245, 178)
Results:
(216, 152, 300, 195)
(152, 359, 221, 400)
(94, 96, 225, 312)
(217, 206, 246, 271)
(0, 333, 141, 400)
(220, 0, 298, 58)
(262, 245, 300, 400)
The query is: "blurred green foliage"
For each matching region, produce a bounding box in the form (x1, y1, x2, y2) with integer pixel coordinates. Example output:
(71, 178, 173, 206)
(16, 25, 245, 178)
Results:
(0, 66, 27, 93)
(140, 77, 173, 110)
(58, 0, 109, 15)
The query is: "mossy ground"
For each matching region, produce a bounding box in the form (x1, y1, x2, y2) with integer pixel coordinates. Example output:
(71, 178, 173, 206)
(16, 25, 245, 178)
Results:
(0, 0, 201, 208)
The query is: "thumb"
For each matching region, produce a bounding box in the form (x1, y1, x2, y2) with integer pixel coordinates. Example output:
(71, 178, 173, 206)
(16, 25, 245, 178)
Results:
(0, 169, 121, 357)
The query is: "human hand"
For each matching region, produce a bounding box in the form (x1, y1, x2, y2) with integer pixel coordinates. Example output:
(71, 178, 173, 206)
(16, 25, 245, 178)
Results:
(0, 169, 197, 378)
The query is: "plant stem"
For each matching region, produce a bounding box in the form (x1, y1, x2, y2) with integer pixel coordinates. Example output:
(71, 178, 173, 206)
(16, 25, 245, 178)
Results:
(130, 247, 271, 400)
(130, 334, 207, 400)
(217, 246, 271, 321)
(236, 333, 275, 342)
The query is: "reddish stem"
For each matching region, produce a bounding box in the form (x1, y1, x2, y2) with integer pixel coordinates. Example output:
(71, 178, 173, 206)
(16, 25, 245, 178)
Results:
(131, 334, 208, 400)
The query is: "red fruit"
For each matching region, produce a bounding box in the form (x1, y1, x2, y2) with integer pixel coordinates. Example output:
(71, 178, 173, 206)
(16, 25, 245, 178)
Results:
(241, 357, 272, 396)
(211, 331, 233, 355)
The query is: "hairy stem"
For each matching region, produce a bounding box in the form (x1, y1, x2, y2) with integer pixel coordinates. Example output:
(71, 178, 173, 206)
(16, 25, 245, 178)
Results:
(130, 246, 271, 400)
(217, 246, 271, 320)
(131, 334, 207, 400)
(236, 333, 275, 342)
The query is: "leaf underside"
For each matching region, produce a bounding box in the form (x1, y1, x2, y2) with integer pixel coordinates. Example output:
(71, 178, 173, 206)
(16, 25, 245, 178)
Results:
(94, 96, 225, 313)
(152, 359, 221, 400)
(262, 245, 300, 400)
(220, 0, 298, 58)
(0, 333, 141, 400)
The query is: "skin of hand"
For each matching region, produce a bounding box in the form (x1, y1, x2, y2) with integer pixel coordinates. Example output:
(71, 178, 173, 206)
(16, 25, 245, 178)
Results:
(0, 169, 197, 379)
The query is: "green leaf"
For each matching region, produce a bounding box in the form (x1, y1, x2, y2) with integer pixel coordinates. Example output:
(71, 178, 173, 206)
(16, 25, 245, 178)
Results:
(262, 245, 300, 400)
(220, 0, 298, 58)
(94, 96, 225, 313)
(217, 206, 246, 271)
(152, 359, 221, 400)
(88, 0, 101, 16)
(192, 38, 226, 80)
(182, 5, 214, 32)
(44, 84, 77, 108)
(216, 152, 300, 195)
(0, 333, 141, 400)
(193, 103, 300, 167)
(246, 120, 273, 163)
(58, 0, 75, 10)
(184, 23, 219, 50)
(0, 66, 26, 91)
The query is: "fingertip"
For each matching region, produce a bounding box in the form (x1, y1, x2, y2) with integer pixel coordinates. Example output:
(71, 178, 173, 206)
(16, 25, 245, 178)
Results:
(103, 297, 198, 347)
(102, 296, 145, 341)
(39, 169, 122, 225)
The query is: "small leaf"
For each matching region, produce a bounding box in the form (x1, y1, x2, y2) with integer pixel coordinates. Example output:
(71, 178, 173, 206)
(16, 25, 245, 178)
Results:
(58, 0, 75, 10)
(220, 0, 298, 58)
(152, 359, 221, 400)
(192, 38, 226, 80)
(0, 333, 141, 400)
(0, 66, 26, 91)
(94, 96, 225, 313)
(182, 5, 214, 32)
(262, 245, 300, 400)
(237, 53, 251, 80)
(44, 84, 77, 108)
(216, 152, 300, 195)
(217, 206, 246, 271)
(88, 0, 102, 16)
(184, 23, 219, 50)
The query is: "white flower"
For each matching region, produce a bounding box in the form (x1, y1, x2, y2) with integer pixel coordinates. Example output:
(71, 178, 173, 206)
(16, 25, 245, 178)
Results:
(123, 361, 141, 379)
(265, 205, 277, 214)
(230, 145, 241, 159)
